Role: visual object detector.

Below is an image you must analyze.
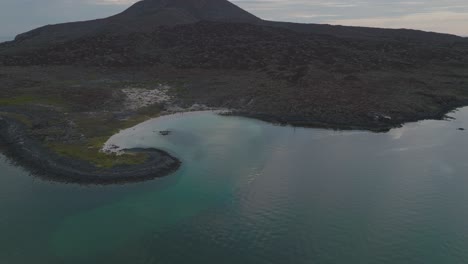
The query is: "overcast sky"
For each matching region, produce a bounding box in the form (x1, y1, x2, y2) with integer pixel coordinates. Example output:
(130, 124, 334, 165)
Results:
(1, 0, 467, 39)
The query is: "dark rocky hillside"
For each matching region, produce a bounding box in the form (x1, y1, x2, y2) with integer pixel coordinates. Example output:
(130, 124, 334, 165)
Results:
(265, 21, 463, 43)
(5, 0, 260, 50)
(2, 0, 464, 51)
(1, 0, 468, 131)
(2, 22, 467, 70)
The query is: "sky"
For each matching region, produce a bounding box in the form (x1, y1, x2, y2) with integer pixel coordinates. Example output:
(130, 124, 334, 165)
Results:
(0, 0, 467, 39)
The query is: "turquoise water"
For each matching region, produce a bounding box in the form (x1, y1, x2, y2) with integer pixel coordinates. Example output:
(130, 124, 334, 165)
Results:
(2, 109, 468, 263)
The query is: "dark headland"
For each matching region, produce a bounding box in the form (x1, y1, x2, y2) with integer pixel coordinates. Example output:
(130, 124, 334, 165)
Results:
(0, 0, 468, 183)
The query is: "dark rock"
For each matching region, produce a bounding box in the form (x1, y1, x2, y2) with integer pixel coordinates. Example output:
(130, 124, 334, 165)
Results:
(159, 130, 171, 136)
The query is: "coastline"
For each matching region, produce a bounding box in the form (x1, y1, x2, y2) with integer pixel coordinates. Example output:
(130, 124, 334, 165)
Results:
(0, 116, 181, 184)
(223, 99, 468, 132)
(1, 97, 468, 184)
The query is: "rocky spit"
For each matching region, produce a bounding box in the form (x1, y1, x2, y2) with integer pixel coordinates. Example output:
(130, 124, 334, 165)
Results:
(0, 116, 181, 185)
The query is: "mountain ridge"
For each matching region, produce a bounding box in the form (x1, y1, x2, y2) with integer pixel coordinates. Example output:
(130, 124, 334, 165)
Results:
(5, 0, 464, 52)
(11, 0, 260, 49)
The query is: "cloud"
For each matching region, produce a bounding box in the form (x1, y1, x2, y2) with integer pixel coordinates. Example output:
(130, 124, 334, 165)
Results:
(232, 0, 468, 35)
(90, 0, 137, 5)
(326, 11, 468, 36)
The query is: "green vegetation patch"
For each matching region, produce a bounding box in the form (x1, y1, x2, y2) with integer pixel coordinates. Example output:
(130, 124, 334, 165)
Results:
(0, 95, 65, 107)
(75, 113, 155, 139)
(48, 106, 163, 168)
(49, 142, 148, 168)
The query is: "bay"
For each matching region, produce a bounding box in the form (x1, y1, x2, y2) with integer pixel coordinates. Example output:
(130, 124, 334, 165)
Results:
(1, 109, 468, 263)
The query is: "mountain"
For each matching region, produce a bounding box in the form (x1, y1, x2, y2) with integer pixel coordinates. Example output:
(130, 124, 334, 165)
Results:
(265, 21, 462, 42)
(1, 0, 468, 132)
(10, 0, 261, 49)
(119, 0, 261, 24)
(6, 0, 465, 52)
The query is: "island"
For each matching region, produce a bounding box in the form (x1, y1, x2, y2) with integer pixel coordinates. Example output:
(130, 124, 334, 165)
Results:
(0, 0, 468, 183)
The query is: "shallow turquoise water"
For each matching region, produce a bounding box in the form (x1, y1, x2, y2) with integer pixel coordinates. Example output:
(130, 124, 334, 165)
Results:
(2, 110, 468, 263)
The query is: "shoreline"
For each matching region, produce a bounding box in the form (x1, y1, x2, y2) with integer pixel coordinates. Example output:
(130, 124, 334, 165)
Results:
(1, 100, 468, 185)
(0, 116, 181, 185)
(223, 99, 468, 132)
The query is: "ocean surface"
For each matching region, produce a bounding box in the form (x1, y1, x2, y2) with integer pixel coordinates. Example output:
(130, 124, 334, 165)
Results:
(1, 109, 468, 263)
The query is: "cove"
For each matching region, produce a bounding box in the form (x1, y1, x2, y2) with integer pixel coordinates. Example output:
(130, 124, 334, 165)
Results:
(1, 109, 468, 263)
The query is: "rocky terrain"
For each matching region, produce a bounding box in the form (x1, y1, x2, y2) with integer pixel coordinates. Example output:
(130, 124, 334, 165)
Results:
(3, 20, 467, 131)
(0, 113, 180, 184)
(0, 0, 468, 182)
